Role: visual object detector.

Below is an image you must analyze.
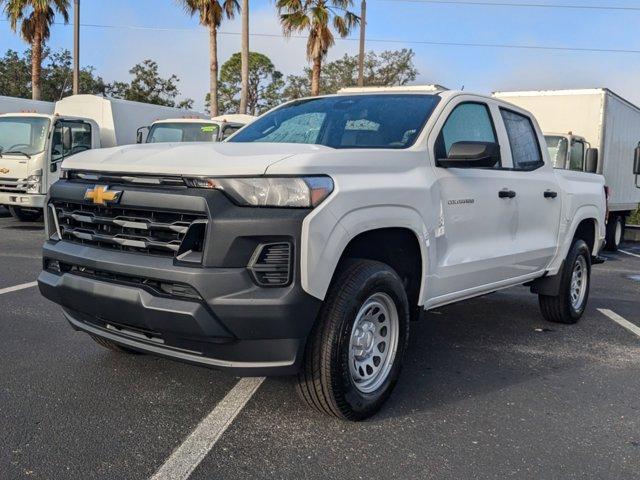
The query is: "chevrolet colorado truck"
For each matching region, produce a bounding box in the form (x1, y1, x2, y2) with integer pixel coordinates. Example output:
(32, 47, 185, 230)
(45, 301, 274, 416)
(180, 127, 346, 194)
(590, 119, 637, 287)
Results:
(38, 86, 606, 420)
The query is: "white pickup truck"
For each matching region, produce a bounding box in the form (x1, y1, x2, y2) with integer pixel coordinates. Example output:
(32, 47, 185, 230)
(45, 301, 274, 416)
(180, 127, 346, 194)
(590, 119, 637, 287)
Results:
(38, 86, 606, 420)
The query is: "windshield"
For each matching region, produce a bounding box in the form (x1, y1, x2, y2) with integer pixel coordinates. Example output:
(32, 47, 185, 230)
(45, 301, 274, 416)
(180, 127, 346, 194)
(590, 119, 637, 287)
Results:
(0, 116, 50, 156)
(545, 135, 568, 168)
(229, 94, 441, 149)
(147, 122, 220, 143)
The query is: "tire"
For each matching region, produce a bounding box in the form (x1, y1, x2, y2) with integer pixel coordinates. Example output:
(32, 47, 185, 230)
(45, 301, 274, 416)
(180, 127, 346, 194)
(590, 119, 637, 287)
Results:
(605, 215, 624, 251)
(8, 206, 43, 222)
(89, 334, 142, 354)
(296, 259, 410, 421)
(539, 239, 591, 324)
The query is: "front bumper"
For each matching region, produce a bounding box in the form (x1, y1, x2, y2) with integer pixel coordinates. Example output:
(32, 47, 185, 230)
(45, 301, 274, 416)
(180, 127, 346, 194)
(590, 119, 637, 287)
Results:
(0, 192, 45, 208)
(38, 241, 322, 376)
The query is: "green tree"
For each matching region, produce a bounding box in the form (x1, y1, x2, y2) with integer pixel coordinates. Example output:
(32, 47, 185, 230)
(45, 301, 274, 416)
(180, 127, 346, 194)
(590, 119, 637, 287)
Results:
(40, 49, 106, 100)
(277, 0, 359, 96)
(0, 49, 31, 98)
(178, 0, 240, 116)
(106, 59, 193, 108)
(216, 52, 284, 115)
(282, 49, 418, 100)
(2, 0, 70, 100)
(0, 47, 106, 100)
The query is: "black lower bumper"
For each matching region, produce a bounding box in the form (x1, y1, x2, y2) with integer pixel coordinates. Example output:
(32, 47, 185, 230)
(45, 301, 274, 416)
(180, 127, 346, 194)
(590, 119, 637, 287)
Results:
(38, 240, 322, 376)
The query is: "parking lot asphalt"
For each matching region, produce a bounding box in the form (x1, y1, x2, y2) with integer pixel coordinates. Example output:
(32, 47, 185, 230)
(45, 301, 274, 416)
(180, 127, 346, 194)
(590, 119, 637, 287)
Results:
(1, 209, 639, 480)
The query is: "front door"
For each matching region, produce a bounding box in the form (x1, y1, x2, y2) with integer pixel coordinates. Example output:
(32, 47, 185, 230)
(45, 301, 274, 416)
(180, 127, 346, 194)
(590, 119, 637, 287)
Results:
(48, 120, 93, 188)
(427, 99, 522, 303)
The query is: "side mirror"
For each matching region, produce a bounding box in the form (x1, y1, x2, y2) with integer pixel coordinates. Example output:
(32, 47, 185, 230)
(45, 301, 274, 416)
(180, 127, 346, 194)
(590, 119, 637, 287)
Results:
(62, 127, 72, 152)
(136, 126, 149, 144)
(585, 148, 599, 173)
(634, 145, 640, 175)
(438, 141, 501, 169)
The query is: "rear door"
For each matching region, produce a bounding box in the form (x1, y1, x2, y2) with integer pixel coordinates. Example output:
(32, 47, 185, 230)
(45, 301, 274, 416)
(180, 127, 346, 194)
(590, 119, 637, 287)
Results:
(427, 97, 523, 302)
(498, 107, 562, 271)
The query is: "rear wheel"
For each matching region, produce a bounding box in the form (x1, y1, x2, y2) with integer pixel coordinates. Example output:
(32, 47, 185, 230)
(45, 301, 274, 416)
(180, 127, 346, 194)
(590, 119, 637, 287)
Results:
(8, 206, 42, 222)
(89, 334, 142, 354)
(605, 215, 624, 251)
(539, 239, 591, 324)
(296, 259, 410, 421)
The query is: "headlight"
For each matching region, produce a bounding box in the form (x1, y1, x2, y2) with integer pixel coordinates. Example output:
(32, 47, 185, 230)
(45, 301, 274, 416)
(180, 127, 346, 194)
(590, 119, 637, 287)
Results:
(184, 176, 334, 208)
(26, 172, 42, 193)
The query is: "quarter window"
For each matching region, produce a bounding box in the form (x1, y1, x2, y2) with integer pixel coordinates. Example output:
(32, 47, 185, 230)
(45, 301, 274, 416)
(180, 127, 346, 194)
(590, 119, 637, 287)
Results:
(500, 109, 543, 170)
(435, 102, 498, 165)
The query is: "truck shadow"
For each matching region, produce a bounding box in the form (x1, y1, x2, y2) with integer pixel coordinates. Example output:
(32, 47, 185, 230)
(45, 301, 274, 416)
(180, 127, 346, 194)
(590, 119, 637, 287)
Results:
(269, 289, 616, 424)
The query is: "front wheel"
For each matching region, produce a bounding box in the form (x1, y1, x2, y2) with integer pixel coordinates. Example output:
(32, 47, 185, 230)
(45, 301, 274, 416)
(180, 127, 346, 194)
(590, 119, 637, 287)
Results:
(539, 239, 591, 324)
(8, 206, 43, 222)
(296, 259, 410, 421)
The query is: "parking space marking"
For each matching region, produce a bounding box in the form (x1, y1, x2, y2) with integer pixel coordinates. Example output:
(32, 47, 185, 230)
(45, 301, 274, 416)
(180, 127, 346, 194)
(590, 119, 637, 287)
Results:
(619, 249, 640, 259)
(599, 309, 640, 337)
(150, 377, 265, 480)
(0, 281, 37, 296)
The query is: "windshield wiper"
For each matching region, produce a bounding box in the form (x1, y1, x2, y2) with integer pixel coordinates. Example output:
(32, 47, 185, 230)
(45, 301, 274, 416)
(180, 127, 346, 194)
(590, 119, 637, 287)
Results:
(3, 150, 31, 159)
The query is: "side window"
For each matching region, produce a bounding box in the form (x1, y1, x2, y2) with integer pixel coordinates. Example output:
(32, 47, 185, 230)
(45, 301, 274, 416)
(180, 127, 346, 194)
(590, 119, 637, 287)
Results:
(569, 140, 585, 171)
(500, 109, 543, 170)
(435, 102, 498, 165)
(51, 121, 92, 162)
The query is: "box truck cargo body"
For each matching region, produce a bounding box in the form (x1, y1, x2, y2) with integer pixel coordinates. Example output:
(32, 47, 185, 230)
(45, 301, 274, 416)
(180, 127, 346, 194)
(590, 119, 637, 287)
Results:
(494, 89, 640, 249)
(0, 95, 54, 115)
(0, 95, 199, 221)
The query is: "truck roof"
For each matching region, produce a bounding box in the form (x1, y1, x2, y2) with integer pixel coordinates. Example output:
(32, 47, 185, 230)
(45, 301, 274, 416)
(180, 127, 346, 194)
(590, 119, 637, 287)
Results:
(338, 84, 448, 94)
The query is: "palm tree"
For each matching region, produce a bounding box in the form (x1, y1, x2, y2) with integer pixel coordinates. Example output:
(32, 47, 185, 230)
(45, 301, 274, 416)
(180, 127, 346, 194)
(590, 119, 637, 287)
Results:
(179, 0, 239, 116)
(3, 0, 70, 100)
(277, 0, 358, 96)
(239, 0, 249, 114)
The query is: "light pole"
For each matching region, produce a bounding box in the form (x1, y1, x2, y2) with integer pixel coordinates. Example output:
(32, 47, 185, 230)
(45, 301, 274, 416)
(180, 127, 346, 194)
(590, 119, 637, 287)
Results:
(357, 0, 366, 87)
(73, 0, 80, 95)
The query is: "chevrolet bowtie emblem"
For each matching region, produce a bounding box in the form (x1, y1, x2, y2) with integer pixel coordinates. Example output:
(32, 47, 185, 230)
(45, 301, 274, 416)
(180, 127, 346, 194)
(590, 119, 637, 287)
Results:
(84, 185, 122, 206)
(0, 168, 9, 174)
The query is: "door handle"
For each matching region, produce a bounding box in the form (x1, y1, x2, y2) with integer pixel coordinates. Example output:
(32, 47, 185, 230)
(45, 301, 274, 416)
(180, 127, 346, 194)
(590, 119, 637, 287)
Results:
(498, 189, 516, 199)
(544, 190, 558, 199)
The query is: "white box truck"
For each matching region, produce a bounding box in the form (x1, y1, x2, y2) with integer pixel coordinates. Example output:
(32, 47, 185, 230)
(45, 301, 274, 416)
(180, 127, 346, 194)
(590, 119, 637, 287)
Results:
(0, 94, 197, 221)
(0, 95, 54, 115)
(139, 113, 256, 144)
(494, 89, 640, 250)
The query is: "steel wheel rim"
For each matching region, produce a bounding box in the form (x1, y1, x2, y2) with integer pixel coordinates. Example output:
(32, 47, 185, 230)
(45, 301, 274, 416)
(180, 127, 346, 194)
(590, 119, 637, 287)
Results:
(570, 256, 588, 310)
(348, 292, 400, 394)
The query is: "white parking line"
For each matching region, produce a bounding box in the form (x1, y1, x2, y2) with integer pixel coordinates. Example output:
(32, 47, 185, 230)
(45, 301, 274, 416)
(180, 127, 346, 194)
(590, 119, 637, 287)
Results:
(619, 249, 640, 259)
(598, 309, 640, 337)
(0, 281, 38, 296)
(150, 377, 265, 480)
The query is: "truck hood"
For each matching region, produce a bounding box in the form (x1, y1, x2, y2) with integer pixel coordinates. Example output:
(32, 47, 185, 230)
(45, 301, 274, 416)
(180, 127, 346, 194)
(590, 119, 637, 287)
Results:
(61, 142, 333, 176)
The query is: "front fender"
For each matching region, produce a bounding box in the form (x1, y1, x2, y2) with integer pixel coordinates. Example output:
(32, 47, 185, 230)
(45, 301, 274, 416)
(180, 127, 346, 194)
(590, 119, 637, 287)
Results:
(300, 204, 429, 302)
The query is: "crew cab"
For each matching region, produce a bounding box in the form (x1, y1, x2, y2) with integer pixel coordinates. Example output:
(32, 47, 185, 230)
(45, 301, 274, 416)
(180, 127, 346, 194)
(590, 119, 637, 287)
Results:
(38, 86, 606, 420)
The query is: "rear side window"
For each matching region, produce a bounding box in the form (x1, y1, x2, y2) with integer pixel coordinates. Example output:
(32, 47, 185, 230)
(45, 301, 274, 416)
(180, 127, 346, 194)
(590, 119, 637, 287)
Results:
(500, 109, 543, 170)
(435, 102, 497, 160)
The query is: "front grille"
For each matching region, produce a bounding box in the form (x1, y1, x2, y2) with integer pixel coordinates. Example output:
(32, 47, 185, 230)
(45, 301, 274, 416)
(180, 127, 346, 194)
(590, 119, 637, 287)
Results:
(52, 201, 207, 257)
(0, 177, 34, 193)
(67, 170, 187, 188)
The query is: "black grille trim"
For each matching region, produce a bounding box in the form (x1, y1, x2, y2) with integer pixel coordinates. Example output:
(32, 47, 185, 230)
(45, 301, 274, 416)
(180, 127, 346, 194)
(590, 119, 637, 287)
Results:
(52, 200, 207, 258)
(248, 242, 293, 287)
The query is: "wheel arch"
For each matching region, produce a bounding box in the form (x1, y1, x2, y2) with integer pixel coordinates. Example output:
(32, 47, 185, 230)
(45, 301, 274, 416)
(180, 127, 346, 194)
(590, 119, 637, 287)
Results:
(300, 205, 429, 304)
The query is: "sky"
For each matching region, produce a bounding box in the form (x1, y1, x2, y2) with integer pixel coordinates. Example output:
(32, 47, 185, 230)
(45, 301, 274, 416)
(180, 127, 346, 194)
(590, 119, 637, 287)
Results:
(2, 0, 640, 111)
